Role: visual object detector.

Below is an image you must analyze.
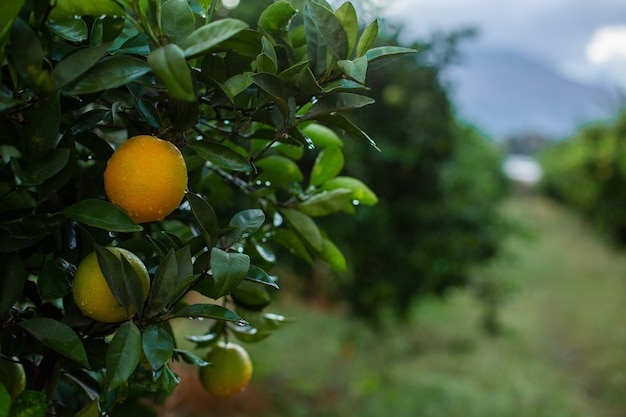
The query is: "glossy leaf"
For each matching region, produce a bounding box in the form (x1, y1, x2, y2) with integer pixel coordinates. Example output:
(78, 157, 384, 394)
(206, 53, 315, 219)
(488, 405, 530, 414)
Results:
(16, 149, 70, 186)
(62, 199, 143, 232)
(271, 228, 313, 264)
(47, 17, 88, 42)
(48, 0, 125, 20)
(187, 141, 251, 171)
(68, 56, 151, 95)
(310, 146, 344, 186)
(161, 0, 195, 44)
(37, 258, 75, 300)
(220, 209, 265, 248)
(142, 324, 175, 371)
(105, 321, 142, 392)
(317, 236, 347, 271)
(335, 2, 358, 58)
(51, 43, 111, 89)
(305, 0, 347, 60)
(246, 264, 279, 289)
(8, 391, 47, 417)
(255, 155, 304, 187)
(337, 56, 368, 84)
(186, 192, 220, 248)
(20, 94, 61, 162)
(148, 44, 195, 102)
(355, 19, 378, 58)
(257, 0, 297, 36)
(95, 246, 131, 312)
(320, 176, 379, 205)
(250, 72, 291, 117)
(231, 280, 271, 310)
(20, 318, 89, 367)
(169, 303, 245, 323)
(210, 247, 250, 299)
(120, 255, 146, 319)
(279, 208, 322, 251)
(302, 93, 374, 120)
(144, 249, 178, 318)
(318, 112, 379, 149)
(173, 349, 208, 367)
(298, 188, 353, 217)
(137, 98, 161, 128)
(74, 400, 99, 417)
(366, 46, 417, 63)
(0, 254, 26, 314)
(181, 18, 248, 58)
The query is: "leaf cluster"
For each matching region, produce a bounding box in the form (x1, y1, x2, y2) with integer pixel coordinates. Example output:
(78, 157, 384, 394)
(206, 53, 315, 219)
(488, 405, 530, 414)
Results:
(0, 0, 411, 415)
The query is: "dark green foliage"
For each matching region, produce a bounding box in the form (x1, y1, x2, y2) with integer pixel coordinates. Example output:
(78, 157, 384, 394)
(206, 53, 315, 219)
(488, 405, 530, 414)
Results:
(539, 110, 626, 244)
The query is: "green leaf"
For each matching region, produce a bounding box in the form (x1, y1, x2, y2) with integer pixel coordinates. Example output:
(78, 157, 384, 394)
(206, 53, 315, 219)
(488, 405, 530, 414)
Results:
(161, 0, 195, 44)
(62, 199, 143, 232)
(187, 141, 251, 172)
(249, 72, 291, 117)
(303, 4, 326, 76)
(317, 236, 347, 271)
(181, 18, 248, 58)
(37, 258, 75, 300)
(365, 46, 416, 63)
(186, 192, 219, 248)
(169, 303, 245, 323)
(19, 318, 89, 367)
(142, 324, 175, 371)
(210, 247, 250, 299)
(0, 0, 25, 48)
(337, 56, 368, 84)
(51, 43, 111, 89)
(355, 19, 378, 58)
(271, 228, 312, 264)
(16, 149, 70, 186)
(68, 55, 151, 95)
(255, 155, 304, 187)
(148, 44, 195, 102)
(257, 0, 297, 37)
(144, 249, 178, 318)
(231, 280, 270, 310)
(320, 176, 379, 205)
(10, 18, 44, 86)
(47, 17, 88, 42)
(305, 0, 348, 60)
(137, 98, 161, 128)
(279, 208, 322, 251)
(74, 400, 99, 417)
(173, 349, 208, 367)
(120, 255, 146, 319)
(318, 112, 379, 150)
(219, 209, 266, 248)
(49, 0, 125, 20)
(335, 1, 358, 58)
(95, 246, 131, 312)
(8, 391, 47, 417)
(19, 94, 61, 162)
(246, 264, 279, 289)
(0, 254, 26, 314)
(0, 384, 9, 417)
(105, 321, 142, 392)
(310, 146, 344, 186)
(303, 93, 375, 120)
(298, 188, 353, 217)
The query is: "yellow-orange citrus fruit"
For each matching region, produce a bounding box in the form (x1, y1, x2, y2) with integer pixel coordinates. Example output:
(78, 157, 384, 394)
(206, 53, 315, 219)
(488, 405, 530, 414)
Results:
(104, 135, 187, 223)
(72, 247, 150, 323)
(198, 342, 253, 398)
(0, 357, 26, 403)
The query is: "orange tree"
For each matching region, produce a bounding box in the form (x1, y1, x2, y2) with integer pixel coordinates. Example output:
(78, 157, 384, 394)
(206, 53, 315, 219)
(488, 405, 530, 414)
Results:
(0, 0, 412, 415)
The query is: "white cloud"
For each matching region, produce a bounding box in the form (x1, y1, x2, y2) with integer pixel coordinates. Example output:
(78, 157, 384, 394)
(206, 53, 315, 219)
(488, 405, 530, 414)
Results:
(586, 25, 626, 64)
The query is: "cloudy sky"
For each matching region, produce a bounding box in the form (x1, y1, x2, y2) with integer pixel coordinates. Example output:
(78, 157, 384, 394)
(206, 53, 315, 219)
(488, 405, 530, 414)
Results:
(382, 0, 626, 88)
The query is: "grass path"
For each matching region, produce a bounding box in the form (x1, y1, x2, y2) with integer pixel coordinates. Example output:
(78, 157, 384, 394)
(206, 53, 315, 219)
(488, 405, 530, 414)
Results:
(164, 194, 626, 417)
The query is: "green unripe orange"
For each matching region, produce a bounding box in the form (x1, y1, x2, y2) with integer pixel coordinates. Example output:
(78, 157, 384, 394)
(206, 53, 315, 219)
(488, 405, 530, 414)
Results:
(198, 342, 253, 398)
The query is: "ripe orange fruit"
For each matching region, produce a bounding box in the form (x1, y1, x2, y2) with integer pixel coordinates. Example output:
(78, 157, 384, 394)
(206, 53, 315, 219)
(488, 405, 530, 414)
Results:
(198, 342, 253, 397)
(72, 247, 150, 323)
(104, 135, 187, 223)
